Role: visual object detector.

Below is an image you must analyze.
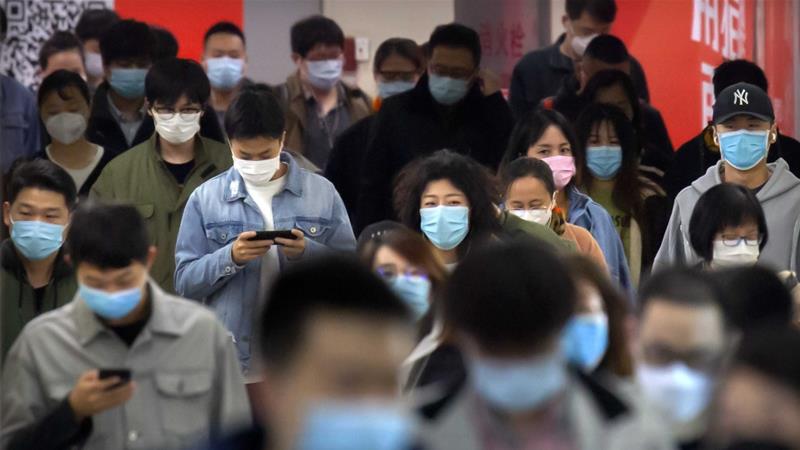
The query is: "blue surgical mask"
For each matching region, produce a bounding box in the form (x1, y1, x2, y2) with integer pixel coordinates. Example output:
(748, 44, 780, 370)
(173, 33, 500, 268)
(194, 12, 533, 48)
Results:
(109, 68, 147, 99)
(206, 56, 244, 90)
(718, 129, 770, 171)
(10, 219, 65, 261)
(377, 80, 416, 99)
(306, 59, 343, 90)
(637, 362, 713, 424)
(468, 350, 567, 412)
(428, 74, 470, 105)
(562, 313, 609, 371)
(297, 401, 413, 450)
(80, 283, 143, 320)
(390, 274, 431, 320)
(419, 205, 469, 251)
(586, 145, 623, 179)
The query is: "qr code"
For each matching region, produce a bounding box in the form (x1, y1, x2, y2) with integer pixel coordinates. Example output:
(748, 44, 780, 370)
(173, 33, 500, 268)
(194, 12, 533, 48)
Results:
(0, 0, 113, 90)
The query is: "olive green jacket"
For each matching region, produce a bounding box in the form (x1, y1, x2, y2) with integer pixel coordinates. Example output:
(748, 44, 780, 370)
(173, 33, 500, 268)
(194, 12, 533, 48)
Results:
(499, 211, 577, 252)
(90, 134, 232, 293)
(1, 240, 76, 363)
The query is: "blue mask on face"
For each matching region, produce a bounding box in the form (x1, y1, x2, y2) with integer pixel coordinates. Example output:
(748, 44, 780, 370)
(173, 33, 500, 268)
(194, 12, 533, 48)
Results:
(390, 274, 431, 320)
(719, 129, 770, 170)
(586, 145, 623, 179)
(428, 74, 470, 105)
(297, 402, 413, 450)
(10, 220, 65, 261)
(468, 350, 567, 412)
(206, 56, 244, 90)
(377, 80, 416, 99)
(562, 313, 609, 371)
(80, 284, 143, 320)
(109, 68, 147, 99)
(420, 205, 469, 251)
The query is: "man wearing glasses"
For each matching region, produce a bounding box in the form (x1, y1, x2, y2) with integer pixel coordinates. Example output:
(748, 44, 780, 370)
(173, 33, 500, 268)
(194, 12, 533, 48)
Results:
(91, 58, 232, 294)
(356, 23, 514, 230)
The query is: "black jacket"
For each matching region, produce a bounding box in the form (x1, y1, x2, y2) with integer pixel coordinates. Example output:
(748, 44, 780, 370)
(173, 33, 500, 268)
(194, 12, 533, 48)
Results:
(356, 76, 514, 230)
(86, 83, 226, 159)
(324, 115, 376, 230)
(664, 126, 800, 200)
(509, 34, 650, 119)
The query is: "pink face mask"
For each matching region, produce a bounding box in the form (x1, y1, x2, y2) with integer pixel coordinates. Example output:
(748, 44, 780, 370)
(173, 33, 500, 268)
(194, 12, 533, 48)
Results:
(542, 155, 576, 190)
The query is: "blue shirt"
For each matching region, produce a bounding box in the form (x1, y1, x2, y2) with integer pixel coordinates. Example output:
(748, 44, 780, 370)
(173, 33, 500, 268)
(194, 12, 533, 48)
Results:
(174, 152, 356, 372)
(1, 75, 41, 173)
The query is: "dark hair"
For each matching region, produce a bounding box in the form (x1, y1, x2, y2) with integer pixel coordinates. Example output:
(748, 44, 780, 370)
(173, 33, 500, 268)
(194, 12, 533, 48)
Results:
(499, 157, 567, 235)
(37, 69, 91, 108)
(100, 19, 154, 66)
(75, 9, 119, 42)
(258, 255, 411, 370)
(290, 15, 344, 58)
(145, 58, 210, 107)
(151, 26, 179, 62)
(428, 23, 481, 67)
(393, 150, 501, 257)
(373, 37, 424, 73)
(566, 0, 617, 22)
(713, 59, 768, 97)
(574, 102, 646, 218)
(224, 84, 285, 140)
(584, 34, 628, 64)
(445, 239, 576, 351)
(500, 108, 578, 170)
(582, 69, 643, 130)
(67, 201, 149, 269)
(564, 254, 633, 377)
(38, 31, 83, 71)
(689, 184, 769, 262)
(204, 21, 245, 47)
(7, 159, 77, 209)
(712, 267, 793, 332)
(734, 326, 800, 393)
(638, 267, 723, 314)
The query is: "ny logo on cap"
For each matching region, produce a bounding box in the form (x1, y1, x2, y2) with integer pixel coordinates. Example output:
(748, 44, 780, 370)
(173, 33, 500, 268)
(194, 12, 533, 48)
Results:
(734, 89, 749, 106)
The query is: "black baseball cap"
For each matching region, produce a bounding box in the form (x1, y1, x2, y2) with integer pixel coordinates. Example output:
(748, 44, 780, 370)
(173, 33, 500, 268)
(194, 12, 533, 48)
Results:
(713, 82, 774, 124)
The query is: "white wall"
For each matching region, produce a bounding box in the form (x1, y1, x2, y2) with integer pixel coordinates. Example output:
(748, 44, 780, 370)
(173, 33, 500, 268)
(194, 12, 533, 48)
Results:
(550, 0, 565, 41)
(322, 0, 455, 97)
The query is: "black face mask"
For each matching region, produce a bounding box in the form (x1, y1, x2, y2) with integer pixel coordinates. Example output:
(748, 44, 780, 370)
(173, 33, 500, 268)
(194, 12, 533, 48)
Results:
(718, 440, 792, 450)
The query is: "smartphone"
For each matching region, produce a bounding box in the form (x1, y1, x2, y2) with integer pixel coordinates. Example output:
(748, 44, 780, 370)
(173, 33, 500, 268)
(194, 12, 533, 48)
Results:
(98, 368, 132, 390)
(246, 230, 297, 242)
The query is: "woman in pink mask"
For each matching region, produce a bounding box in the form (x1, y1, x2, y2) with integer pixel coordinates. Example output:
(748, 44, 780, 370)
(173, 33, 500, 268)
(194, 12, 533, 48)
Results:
(500, 109, 633, 297)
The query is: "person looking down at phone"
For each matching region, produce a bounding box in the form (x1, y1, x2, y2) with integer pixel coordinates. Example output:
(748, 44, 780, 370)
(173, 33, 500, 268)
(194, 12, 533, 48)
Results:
(175, 84, 356, 374)
(0, 201, 250, 450)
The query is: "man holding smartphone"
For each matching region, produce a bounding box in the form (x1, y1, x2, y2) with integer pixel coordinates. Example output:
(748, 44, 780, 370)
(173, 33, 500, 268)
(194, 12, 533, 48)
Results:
(175, 84, 356, 374)
(1, 202, 250, 450)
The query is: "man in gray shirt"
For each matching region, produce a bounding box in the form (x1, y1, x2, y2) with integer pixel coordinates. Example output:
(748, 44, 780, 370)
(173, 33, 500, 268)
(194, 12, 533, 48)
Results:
(0, 201, 251, 450)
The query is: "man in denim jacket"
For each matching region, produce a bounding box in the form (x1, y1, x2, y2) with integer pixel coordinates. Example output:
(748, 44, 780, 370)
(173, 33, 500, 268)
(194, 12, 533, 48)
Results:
(175, 85, 356, 373)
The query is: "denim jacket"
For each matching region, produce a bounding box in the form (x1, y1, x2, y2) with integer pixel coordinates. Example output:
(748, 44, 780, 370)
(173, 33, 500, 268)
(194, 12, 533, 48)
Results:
(567, 186, 634, 298)
(175, 152, 356, 371)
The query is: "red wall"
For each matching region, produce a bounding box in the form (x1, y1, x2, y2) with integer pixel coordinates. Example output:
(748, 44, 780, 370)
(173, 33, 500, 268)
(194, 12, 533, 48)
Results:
(115, 0, 244, 62)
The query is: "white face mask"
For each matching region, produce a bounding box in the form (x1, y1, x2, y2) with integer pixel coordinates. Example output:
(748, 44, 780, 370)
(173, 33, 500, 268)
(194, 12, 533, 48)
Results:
(711, 240, 759, 268)
(153, 112, 201, 144)
(637, 362, 714, 436)
(85, 51, 104, 78)
(510, 208, 552, 225)
(233, 153, 282, 186)
(45, 112, 87, 145)
(570, 28, 599, 57)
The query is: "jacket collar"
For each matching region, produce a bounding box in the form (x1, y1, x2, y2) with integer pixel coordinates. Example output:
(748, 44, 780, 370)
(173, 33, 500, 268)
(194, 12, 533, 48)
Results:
(145, 132, 211, 167)
(1, 239, 73, 282)
(223, 151, 303, 202)
(547, 34, 574, 72)
(73, 279, 184, 346)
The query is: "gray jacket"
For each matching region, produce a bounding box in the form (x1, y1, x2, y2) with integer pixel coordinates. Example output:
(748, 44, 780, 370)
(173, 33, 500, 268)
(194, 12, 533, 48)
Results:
(0, 281, 251, 450)
(420, 373, 675, 450)
(653, 159, 800, 272)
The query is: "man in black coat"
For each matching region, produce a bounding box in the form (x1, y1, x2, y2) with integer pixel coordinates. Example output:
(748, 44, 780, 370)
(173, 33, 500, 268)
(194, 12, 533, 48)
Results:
(664, 59, 800, 199)
(356, 24, 513, 231)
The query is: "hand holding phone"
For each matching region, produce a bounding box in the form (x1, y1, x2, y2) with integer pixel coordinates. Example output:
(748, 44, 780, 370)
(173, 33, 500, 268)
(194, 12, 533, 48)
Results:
(68, 369, 135, 422)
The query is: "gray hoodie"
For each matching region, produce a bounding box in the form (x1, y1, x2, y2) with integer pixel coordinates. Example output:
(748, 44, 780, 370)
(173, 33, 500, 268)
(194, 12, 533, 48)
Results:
(653, 158, 800, 272)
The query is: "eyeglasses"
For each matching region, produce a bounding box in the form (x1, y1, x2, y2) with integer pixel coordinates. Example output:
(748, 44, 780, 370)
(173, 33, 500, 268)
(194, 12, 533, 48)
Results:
(375, 266, 429, 283)
(718, 236, 763, 247)
(153, 106, 203, 120)
(377, 70, 418, 82)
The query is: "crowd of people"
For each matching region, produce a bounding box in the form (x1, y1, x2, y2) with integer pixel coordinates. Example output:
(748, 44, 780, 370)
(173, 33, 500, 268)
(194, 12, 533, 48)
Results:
(1, 0, 799, 449)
